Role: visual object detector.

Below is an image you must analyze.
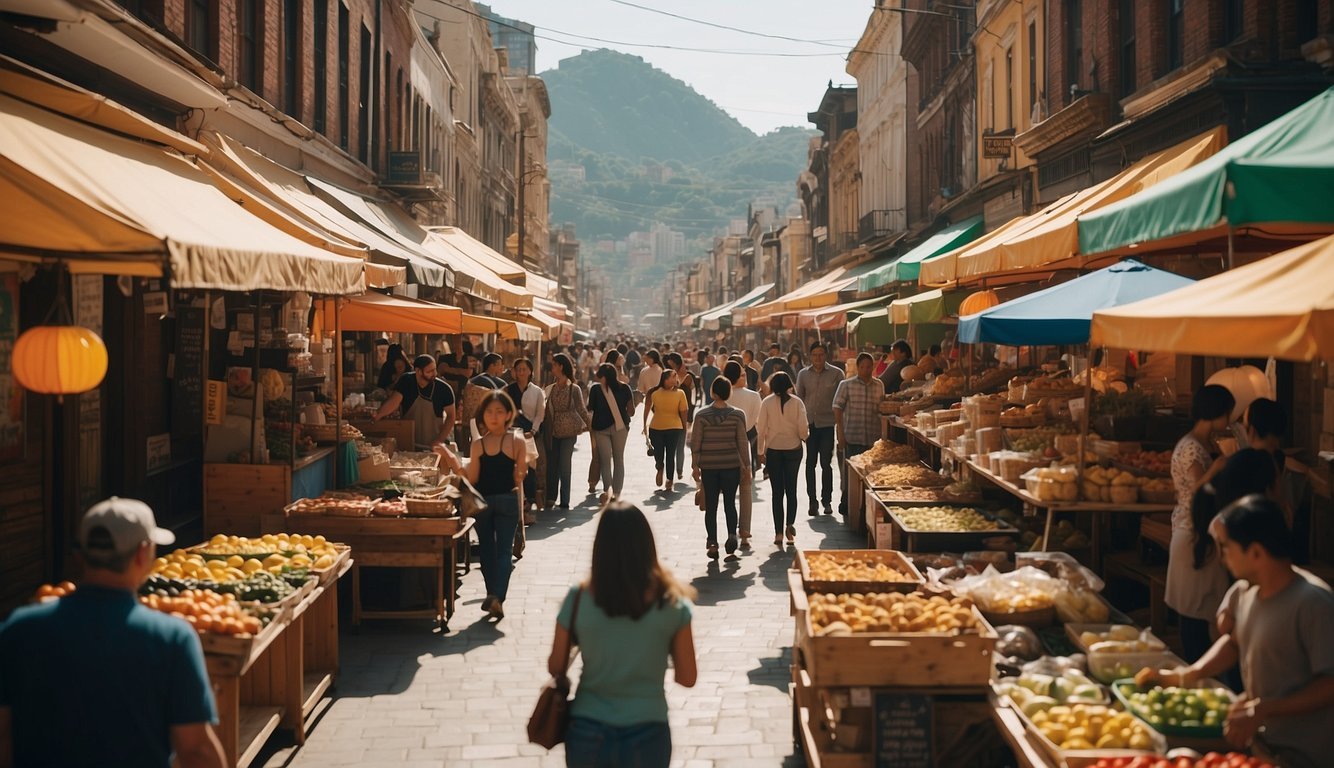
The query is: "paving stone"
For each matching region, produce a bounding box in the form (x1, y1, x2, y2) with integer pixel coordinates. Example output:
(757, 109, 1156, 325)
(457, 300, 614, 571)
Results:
(262, 437, 863, 767)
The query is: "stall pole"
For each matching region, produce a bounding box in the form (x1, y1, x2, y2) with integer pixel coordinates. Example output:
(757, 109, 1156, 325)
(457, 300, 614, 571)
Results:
(333, 298, 342, 489)
(251, 292, 262, 464)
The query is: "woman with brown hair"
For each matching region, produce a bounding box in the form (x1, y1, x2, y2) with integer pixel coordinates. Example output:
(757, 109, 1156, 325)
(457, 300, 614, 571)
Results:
(547, 502, 697, 767)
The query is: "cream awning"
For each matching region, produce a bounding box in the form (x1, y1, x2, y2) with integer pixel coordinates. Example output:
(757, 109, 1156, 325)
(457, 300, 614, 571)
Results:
(1089, 234, 1334, 361)
(429, 226, 525, 280)
(741, 268, 849, 325)
(423, 232, 533, 309)
(324, 291, 463, 335)
(462, 312, 543, 341)
(920, 128, 1226, 287)
(0, 93, 364, 294)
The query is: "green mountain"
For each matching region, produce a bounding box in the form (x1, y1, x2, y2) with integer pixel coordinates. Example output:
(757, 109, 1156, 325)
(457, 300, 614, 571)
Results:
(543, 48, 755, 164)
(541, 49, 816, 254)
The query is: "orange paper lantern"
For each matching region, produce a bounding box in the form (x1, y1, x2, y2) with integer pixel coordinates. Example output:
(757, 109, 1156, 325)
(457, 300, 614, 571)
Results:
(12, 325, 108, 395)
(959, 289, 1001, 316)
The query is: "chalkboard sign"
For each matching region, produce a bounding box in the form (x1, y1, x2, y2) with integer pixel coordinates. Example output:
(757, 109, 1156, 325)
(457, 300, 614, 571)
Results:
(172, 306, 205, 442)
(873, 691, 933, 768)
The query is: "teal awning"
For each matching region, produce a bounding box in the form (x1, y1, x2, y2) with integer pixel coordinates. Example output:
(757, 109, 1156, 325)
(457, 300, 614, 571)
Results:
(858, 215, 984, 292)
(1079, 87, 1334, 256)
(696, 282, 773, 329)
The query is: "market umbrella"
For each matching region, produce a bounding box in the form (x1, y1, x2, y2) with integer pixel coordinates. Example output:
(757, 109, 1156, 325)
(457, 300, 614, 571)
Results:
(957, 260, 1194, 346)
(1089, 234, 1334, 361)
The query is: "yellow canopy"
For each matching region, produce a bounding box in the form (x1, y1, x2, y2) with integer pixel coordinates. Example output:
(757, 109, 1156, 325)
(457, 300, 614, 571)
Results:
(741, 267, 850, 325)
(0, 94, 364, 294)
(1089, 234, 1334, 361)
(325, 292, 462, 335)
(785, 296, 891, 330)
(462, 313, 543, 341)
(921, 128, 1226, 287)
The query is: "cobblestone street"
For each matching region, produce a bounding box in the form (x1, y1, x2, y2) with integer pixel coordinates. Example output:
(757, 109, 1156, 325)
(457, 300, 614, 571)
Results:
(261, 438, 862, 768)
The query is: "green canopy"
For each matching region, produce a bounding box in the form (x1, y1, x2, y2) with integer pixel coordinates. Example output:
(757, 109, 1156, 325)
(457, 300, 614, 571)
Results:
(1079, 87, 1334, 256)
(858, 215, 984, 292)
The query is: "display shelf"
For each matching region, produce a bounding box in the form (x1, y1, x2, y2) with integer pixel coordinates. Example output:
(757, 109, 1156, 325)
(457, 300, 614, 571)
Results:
(302, 671, 335, 718)
(236, 705, 284, 768)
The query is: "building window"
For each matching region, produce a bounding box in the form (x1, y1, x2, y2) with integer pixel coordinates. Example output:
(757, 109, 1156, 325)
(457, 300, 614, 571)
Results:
(1118, 0, 1136, 98)
(1028, 21, 1038, 112)
(283, 0, 300, 117)
(313, 0, 327, 133)
(1224, 0, 1244, 42)
(1005, 48, 1014, 128)
(338, 2, 349, 150)
(237, 0, 261, 93)
(186, 0, 212, 59)
(1167, 0, 1183, 71)
(1064, 0, 1083, 99)
(359, 24, 371, 163)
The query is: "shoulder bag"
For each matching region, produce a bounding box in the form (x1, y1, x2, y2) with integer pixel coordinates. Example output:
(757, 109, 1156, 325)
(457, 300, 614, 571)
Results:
(527, 588, 582, 749)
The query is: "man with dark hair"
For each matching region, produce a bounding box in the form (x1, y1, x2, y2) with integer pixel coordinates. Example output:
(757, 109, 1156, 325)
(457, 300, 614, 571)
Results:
(740, 349, 760, 391)
(759, 342, 787, 385)
(796, 342, 842, 515)
(725, 360, 762, 547)
(834, 353, 885, 516)
(1140, 495, 1334, 767)
(878, 340, 913, 394)
(374, 354, 457, 449)
(0, 498, 225, 768)
(437, 338, 475, 396)
(700, 350, 720, 404)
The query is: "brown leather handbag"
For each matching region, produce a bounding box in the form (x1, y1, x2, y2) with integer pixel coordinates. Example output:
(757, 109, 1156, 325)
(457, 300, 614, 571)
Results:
(527, 588, 582, 749)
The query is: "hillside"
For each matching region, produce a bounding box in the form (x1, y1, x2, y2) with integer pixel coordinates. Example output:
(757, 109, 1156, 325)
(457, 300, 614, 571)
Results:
(541, 50, 817, 250)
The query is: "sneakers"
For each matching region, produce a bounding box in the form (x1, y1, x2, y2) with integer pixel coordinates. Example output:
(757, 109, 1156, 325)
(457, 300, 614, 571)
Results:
(706, 542, 719, 560)
(786, 525, 796, 544)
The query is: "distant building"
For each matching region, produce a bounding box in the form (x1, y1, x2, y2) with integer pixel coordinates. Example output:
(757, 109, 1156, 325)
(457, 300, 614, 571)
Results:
(478, 3, 537, 75)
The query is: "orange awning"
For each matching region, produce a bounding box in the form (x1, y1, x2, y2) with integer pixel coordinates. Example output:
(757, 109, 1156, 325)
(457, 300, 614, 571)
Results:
(325, 292, 462, 335)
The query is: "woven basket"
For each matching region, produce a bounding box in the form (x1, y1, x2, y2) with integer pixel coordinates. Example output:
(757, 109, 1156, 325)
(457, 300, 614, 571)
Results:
(404, 496, 455, 517)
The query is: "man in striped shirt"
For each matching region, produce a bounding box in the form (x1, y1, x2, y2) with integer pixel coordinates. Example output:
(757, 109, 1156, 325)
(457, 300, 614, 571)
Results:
(833, 353, 885, 516)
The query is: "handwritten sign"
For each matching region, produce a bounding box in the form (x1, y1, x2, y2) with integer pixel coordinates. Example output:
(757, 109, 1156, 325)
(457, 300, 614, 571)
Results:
(146, 433, 172, 474)
(172, 306, 205, 441)
(73, 275, 103, 336)
(205, 380, 227, 425)
(874, 691, 933, 768)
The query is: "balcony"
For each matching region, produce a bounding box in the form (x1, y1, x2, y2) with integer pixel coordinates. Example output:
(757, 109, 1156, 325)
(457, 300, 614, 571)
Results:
(859, 210, 900, 243)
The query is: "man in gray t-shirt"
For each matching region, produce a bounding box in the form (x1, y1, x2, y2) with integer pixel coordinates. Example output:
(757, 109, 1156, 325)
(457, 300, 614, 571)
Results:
(1139, 496, 1334, 768)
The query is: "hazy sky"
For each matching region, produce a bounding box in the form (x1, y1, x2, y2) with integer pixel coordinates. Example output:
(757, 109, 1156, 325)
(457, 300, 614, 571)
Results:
(485, 0, 875, 135)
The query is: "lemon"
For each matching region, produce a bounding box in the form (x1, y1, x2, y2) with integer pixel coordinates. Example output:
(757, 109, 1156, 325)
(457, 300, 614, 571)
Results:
(314, 555, 334, 570)
(262, 553, 288, 569)
(226, 555, 245, 568)
(242, 559, 264, 574)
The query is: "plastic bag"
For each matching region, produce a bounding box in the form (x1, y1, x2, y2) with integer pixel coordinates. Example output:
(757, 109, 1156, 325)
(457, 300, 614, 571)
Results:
(944, 565, 1064, 613)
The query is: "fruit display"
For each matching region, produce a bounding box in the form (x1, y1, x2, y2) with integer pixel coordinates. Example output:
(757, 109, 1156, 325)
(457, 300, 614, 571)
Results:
(1007, 424, 1079, 453)
(1115, 682, 1235, 735)
(1076, 625, 1167, 654)
(1119, 450, 1172, 476)
(848, 440, 919, 468)
(1026, 701, 1158, 751)
(804, 552, 916, 584)
(1082, 753, 1273, 768)
(865, 464, 950, 488)
(995, 668, 1108, 711)
(1022, 466, 1080, 502)
(888, 506, 1004, 532)
(33, 581, 77, 602)
(1055, 588, 1112, 623)
(1092, 390, 1156, 420)
(372, 498, 407, 516)
(141, 589, 268, 635)
(946, 565, 1059, 613)
(807, 592, 981, 635)
(192, 533, 341, 570)
(1083, 466, 1142, 503)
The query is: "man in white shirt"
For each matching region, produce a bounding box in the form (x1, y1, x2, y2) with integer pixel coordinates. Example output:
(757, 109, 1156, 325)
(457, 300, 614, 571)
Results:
(724, 360, 762, 547)
(636, 349, 664, 406)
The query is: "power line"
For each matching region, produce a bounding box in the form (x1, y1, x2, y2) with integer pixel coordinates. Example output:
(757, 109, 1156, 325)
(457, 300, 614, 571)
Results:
(601, 0, 849, 49)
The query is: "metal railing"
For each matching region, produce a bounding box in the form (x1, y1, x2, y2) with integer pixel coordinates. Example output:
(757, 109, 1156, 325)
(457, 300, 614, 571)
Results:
(859, 210, 900, 243)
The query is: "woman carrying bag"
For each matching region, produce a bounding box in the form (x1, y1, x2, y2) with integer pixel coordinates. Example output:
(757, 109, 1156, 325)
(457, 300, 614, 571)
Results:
(545, 353, 591, 512)
(540, 502, 697, 767)
(589, 363, 635, 503)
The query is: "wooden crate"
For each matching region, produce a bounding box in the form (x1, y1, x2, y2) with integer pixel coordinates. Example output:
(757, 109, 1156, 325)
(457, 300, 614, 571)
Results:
(881, 505, 1020, 553)
(796, 549, 924, 594)
(204, 463, 292, 537)
(790, 582, 997, 688)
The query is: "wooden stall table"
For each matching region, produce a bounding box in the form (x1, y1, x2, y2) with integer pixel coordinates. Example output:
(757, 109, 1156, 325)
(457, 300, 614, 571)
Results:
(990, 697, 1059, 768)
(266, 513, 473, 632)
(845, 461, 867, 534)
(205, 547, 352, 768)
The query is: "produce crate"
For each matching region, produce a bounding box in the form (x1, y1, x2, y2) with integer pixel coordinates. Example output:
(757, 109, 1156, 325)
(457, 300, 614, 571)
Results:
(1006, 693, 1166, 767)
(1065, 623, 1169, 655)
(880, 505, 1020, 553)
(795, 549, 924, 594)
(791, 583, 997, 688)
(1112, 678, 1237, 739)
(980, 605, 1055, 629)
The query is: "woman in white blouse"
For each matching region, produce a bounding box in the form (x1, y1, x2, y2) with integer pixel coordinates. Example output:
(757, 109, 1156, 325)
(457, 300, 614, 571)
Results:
(505, 358, 545, 523)
(756, 371, 809, 546)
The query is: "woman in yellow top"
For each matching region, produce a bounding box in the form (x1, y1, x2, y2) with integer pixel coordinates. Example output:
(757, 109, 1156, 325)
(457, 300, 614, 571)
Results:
(643, 370, 688, 492)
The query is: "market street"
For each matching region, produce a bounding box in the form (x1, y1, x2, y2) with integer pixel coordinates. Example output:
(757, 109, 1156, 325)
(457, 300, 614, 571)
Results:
(260, 439, 863, 768)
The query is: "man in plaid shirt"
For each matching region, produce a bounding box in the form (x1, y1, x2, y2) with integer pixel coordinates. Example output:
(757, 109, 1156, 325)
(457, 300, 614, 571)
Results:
(833, 353, 885, 516)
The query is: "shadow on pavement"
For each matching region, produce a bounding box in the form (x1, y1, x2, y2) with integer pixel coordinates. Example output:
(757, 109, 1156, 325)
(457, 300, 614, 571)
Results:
(746, 651, 793, 692)
(688, 558, 757, 606)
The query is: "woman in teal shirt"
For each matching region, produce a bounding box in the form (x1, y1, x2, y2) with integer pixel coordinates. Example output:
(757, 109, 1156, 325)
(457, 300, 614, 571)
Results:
(548, 502, 698, 767)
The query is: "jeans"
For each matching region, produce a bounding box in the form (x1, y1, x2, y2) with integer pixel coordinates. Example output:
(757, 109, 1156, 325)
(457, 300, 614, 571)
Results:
(566, 717, 671, 768)
(767, 446, 803, 533)
(593, 427, 629, 495)
(839, 443, 871, 514)
(547, 436, 576, 508)
(674, 423, 687, 477)
(475, 492, 520, 601)
(702, 467, 740, 544)
(648, 428, 683, 480)
(805, 426, 835, 508)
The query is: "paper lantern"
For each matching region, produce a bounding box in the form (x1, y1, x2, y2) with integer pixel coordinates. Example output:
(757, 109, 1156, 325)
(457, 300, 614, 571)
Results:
(959, 289, 1000, 316)
(1206, 365, 1272, 422)
(12, 325, 108, 396)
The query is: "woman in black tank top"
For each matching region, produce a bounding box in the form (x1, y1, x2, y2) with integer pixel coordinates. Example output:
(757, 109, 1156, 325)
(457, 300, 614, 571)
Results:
(441, 390, 527, 620)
